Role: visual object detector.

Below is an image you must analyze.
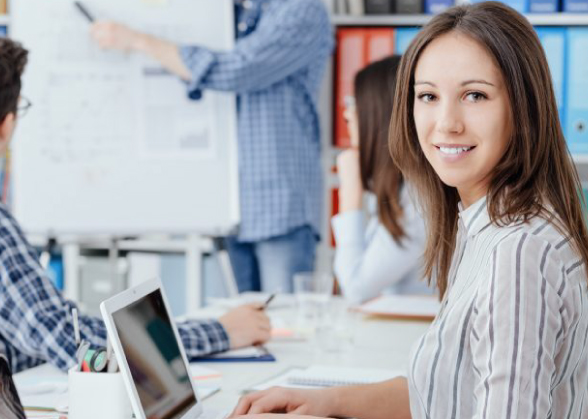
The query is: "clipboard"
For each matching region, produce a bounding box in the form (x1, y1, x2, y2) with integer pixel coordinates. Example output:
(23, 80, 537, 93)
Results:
(195, 345, 276, 363)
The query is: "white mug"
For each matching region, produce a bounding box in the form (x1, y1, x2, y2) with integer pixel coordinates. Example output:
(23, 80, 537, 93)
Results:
(68, 367, 133, 419)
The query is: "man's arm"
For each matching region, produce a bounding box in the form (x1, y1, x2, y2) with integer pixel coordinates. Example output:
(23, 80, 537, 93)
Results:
(0, 208, 269, 372)
(90, 23, 191, 81)
(91, 0, 333, 94)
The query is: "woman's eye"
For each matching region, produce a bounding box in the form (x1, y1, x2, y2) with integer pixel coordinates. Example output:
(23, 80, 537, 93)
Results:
(417, 93, 436, 103)
(465, 92, 487, 102)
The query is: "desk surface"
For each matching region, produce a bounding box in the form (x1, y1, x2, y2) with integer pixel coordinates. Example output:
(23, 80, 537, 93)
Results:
(15, 299, 431, 413)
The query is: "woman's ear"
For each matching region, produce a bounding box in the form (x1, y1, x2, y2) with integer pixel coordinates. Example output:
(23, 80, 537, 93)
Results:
(0, 112, 16, 155)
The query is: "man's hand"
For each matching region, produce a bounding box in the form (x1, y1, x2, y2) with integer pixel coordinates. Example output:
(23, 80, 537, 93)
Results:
(219, 304, 271, 349)
(90, 21, 142, 52)
(230, 387, 334, 417)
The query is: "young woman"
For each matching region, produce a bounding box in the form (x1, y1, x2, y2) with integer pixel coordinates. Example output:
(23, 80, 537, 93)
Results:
(334, 56, 430, 304)
(230, 2, 588, 418)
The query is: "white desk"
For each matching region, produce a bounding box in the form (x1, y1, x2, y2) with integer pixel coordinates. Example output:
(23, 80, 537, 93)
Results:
(14, 300, 431, 413)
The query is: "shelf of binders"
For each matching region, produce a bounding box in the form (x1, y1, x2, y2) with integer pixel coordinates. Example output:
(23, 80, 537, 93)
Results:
(332, 13, 588, 26)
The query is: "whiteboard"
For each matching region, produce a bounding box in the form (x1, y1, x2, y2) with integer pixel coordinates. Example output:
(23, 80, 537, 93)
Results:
(10, 0, 239, 235)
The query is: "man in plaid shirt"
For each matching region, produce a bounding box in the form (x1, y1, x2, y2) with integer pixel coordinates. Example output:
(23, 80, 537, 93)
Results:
(0, 38, 270, 373)
(92, 0, 334, 294)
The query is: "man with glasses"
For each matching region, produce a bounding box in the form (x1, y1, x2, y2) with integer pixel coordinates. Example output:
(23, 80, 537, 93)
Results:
(0, 38, 271, 374)
(91, 0, 334, 293)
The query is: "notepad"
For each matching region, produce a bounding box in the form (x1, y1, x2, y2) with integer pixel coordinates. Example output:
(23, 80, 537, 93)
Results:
(249, 365, 403, 392)
(358, 295, 441, 320)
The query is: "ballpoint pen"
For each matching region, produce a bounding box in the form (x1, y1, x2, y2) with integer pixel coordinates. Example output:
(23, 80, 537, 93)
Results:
(262, 293, 276, 310)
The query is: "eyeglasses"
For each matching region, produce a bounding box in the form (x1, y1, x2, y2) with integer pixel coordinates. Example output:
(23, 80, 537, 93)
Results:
(17, 96, 33, 118)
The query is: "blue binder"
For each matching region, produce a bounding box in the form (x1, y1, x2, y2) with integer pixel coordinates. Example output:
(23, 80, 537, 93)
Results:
(471, 0, 528, 13)
(395, 28, 420, 55)
(529, 0, 558, 12)
(565, 28, 588, 155)
(563, 0, 588, 12)
(535, 27, 566, 128)
(425, 0, 454, 14)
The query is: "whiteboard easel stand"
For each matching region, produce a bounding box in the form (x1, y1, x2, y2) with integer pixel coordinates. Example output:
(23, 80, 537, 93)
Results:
(61, 233, 237, 313)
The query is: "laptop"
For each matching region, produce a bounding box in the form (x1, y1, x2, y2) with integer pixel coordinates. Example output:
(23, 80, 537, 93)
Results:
(101, 278, 221, 419)
(0, 354, 26, 419)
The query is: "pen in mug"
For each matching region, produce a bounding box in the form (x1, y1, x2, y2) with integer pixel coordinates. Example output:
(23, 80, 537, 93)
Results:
(72, 308, 81, 347)
(106, 336, 118, 373)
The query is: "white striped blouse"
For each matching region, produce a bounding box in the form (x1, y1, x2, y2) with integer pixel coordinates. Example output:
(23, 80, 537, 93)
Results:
(408, 197, 588, 419)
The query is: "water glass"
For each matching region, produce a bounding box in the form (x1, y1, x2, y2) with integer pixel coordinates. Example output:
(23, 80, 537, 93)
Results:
(293, 272, 334, 336)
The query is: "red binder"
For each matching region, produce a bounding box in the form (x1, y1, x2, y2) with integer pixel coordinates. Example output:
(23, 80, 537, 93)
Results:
(334, 28, 395, 148)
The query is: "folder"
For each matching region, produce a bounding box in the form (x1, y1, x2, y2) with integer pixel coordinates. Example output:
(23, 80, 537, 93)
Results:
(395, 27, 420, 54)
(335, 28, 366, 148)
(395, 0, 424, 13)
(565, 28, 588, 155)
(366, 28, 396, 63)
(425, 0, 454, 14)
(563, 0, 588, 12)
(364, 0, 395, 13)
(471, 0, 528, 13)
(331, 187, 339, 247)
(529, 0, 558, 12)
(334, 29, 395, 148)
(535, 27, 566, 127)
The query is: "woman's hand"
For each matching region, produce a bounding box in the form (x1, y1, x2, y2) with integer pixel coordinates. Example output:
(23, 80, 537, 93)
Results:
(230, 387, 335, 417)
(337, 148, 364, 212)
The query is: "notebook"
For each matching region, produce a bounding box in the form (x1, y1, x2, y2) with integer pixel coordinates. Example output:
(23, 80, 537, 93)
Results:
(249, 365, 403, 392)
(358, 295, 441, 320)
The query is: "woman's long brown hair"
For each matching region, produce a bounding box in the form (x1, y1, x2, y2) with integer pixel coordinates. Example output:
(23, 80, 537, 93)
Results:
(356, 56, 405, 241)
(389, 2, 588, 298)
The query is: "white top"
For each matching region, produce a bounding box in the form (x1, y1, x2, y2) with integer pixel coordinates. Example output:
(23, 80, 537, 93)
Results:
(409, 197, 588, 418)
(331, 186, 432, 304)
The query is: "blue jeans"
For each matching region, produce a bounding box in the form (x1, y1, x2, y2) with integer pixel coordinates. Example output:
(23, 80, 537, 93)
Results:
(224, 225, 317, 293)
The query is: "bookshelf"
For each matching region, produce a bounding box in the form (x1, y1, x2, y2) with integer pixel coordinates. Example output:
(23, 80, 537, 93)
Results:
(320, 8, 588, 264)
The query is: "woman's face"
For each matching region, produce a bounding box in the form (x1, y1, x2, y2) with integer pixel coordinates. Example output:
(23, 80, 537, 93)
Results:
(413, 31, 513, 207)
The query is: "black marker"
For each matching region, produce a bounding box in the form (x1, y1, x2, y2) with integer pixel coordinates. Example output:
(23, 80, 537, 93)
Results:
(74, 1, 95, 23)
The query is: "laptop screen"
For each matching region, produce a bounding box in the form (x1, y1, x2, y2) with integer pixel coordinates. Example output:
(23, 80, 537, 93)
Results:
(0, 355, 25, 419)
(112, 289, 197, 419)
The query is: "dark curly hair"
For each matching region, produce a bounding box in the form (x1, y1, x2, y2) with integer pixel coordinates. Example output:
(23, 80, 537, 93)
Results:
(0, 38, 28, 122)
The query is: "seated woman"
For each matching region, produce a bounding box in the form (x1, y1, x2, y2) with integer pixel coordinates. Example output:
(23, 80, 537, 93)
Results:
(333, 56, 431, 304)
(231, 2, 588, 418)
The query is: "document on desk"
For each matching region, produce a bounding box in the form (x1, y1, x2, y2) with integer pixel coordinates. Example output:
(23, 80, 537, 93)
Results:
(358, 295, 441, 320)
(249, 365, 404, 392)
(190, 364, 222, 400)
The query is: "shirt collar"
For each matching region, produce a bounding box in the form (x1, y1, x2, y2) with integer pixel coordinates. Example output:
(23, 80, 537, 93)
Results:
(458, 195, 491, 237)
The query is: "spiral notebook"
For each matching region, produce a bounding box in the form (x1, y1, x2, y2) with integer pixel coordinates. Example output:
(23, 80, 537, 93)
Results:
(248, 365, 403, 391)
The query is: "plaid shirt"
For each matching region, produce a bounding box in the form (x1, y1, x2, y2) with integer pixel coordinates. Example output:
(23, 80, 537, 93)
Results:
(180, 0, 334, 242)
(0, 204, 230, 373)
